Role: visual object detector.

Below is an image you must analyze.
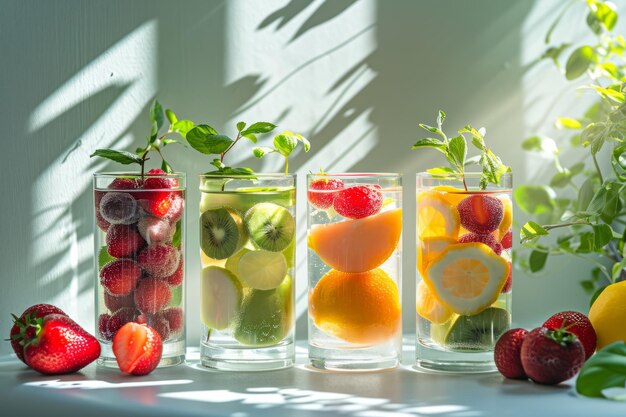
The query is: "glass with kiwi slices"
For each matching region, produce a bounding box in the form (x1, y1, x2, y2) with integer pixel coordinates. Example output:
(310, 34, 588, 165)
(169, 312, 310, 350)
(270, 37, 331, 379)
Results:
(198, 174, 296, 370)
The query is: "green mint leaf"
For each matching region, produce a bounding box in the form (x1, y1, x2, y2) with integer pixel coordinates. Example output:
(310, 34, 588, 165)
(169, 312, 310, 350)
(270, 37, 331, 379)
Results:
(550, 170, 572, 188)
(521, 136, 543, 151)
(236, 121, 246, 132)
(612, 143, 626, 181)
(90, 149, 143, 165)
(565, 45, 597, 80)
(586, 11, 604, 35)
(165, 109, 177, 124)
(529, 249, 548, 272)
(464, 155, 481, 166)
(241, 122, 276, 136)
(172, 120, 195, 138)
(161, 159, 173, 174)
(161, 138, 182, 146)
(296, 133, 311, 152)
(448, 135, 467, 168)
(412, 138, 446, 153)
(591, 1, 618, 32)
(211, 166, 255, 176)
(418, 123, 442, 135)
(186, 125, 231, 154)
(514, 185, 555, 215)
(243, 133, 257, 143)
(149, 100, 165, 140)
(557, 117, 582, 129)
(210, 159, 225, 169)
(576, 342, 626, 399)
(135, 147, 146, 154)
(172, 220, 182, 248)
(521, 221, 549, 241)
(541, 43, 570, 66)
(437, 110, 446, 130)
(98, 246, 115, 269)
(593, 224, 613, 249)
(273, 133, 298, 157)
(252, 146, 275, 158)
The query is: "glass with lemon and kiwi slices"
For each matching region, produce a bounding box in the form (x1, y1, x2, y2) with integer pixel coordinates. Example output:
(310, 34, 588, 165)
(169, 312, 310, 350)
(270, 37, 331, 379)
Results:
(416, 172, 513, 372)
(199, 174, 296, 371)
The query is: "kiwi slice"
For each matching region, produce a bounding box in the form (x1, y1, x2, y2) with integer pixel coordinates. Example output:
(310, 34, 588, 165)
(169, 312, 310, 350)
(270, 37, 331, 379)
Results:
(200, 207, 247, 260)
(200, 266, 243, 330)
(440, 307, 510, 352)
(245, 203, 295, 252)
(233, 287, 290, 347)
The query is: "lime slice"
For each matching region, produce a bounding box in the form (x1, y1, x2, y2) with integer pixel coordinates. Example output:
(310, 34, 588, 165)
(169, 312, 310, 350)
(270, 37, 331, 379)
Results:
(237, 250, 287, 290)
(200, 266, 243, 330)
(225, 247, 252, 277)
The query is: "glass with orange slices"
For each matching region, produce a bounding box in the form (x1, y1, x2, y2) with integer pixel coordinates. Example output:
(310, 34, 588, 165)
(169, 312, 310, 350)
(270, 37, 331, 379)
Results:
(307, 173, 402, 371)
(416, 172, 512, 372)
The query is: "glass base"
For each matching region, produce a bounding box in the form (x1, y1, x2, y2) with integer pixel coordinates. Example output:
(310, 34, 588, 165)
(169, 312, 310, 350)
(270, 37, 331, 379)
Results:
(308, 343, 399, 372)
(200, 340, 294, 372)
(416, 339, 497, 373)
(97, 339, 186, 368)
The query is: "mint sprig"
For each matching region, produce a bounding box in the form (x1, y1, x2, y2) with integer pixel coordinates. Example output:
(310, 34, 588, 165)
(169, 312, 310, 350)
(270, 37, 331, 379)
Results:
(91, 100, 183, 177)
(412, 110, 510, 190)
(253, 131, 310, 175)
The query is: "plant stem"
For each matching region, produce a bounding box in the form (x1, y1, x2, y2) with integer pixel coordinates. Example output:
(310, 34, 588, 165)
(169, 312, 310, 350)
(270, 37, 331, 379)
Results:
(462, 173, 468, 191)
(221, 133, 242, 163)
(592, 152, 604, 183)
(541, 220, 591, 232)
(284, 157, 289, 176)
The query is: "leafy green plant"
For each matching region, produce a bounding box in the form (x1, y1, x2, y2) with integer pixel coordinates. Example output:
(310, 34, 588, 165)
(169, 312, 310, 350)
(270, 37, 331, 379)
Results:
(412, 110, 510, 189)
(170, 111, 309, 175)
(576, 341, 626, 399)
(91, 100, 183, 176)
(515, 0, 626, 299)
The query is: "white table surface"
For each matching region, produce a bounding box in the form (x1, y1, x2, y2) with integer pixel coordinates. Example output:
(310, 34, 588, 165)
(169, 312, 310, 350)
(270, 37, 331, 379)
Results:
(1, 338, 624, 417)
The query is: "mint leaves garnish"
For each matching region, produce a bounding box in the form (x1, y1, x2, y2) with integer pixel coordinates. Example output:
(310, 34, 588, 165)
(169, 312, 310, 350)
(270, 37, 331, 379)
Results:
(412, 110, 510, 190)
(576, 341, 626, 400)
(253, 131, 310, 175)
(91, 100, 182, 177)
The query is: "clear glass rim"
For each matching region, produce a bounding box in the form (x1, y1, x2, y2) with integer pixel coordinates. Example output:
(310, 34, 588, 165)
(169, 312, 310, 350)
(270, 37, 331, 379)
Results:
(308, 172, 401, 179)
(199, 173, 296, 180)
(94, 171, 186, 178)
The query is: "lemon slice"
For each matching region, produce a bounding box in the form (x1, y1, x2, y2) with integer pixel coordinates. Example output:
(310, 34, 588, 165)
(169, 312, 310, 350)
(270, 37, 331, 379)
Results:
(424, 243, 508, 315)
(417, 192, 460, 239)
(416, 280, 454, 324)
(417, 236, 456, 277)
(430, 185, 467, 206)
(237, 249, 287, 290)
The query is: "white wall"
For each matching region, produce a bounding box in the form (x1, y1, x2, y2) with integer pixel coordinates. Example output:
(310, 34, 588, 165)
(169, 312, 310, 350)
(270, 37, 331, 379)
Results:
(1, 0, 617, 356)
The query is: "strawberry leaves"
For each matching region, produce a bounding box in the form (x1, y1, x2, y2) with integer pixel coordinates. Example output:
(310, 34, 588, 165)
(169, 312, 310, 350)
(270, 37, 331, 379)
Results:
(576, 341, 626, 399)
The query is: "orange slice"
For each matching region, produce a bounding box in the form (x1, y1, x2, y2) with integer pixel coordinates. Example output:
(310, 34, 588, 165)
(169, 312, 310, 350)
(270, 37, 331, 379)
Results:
(308, 208, 402, 273)
(416, 280, 453, 324)
(417, 192, 460, 239)
(417, 236, 456, 277)
(430, 185, 467, 206)
(424, 243, 509, 315)
(497, 195, 512, 240)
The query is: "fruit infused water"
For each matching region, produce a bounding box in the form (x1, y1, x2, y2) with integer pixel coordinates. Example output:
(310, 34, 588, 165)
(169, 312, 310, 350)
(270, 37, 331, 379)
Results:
(199, 174, 296, 371)
(416, 172, 512, 372)
(308, 173, 402, 371)
(94, 172, 186, 368)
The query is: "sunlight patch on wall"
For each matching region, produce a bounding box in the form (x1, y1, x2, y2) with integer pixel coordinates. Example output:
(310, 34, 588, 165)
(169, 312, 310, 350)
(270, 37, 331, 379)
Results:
(28, 21, 158, 317)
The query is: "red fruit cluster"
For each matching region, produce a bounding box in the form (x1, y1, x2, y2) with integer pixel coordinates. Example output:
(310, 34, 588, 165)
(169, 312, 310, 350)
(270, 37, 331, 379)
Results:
(458, 232, 503, 255)
(95, 170, 184, 343)
(457, 194, 503, 234)
(308, 178, 345, 209)
(10, 305, 100, 375)
(333, 184, 383, 219)
(495, 311, 596, 385)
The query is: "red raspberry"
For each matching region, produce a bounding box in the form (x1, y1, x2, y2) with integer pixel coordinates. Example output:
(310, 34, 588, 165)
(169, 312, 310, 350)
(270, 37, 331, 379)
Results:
(106, 224, 146, 258)
(163, 307, 184, 334)
(542, 311, 597, 360)
(134, 277, 172, 314)
(100, 259, 142, 296)
(308, 178, 344, 209)
(457, 194, 503, 234)
(137, 244, 180, 278)
(501, 229, 512, 249)
(333, 185, 383, 219)
(458, 232, 503, 255)
(104, 291, 135, 312)
(165, 257, 183, 287)
(495, 328, 529, 379)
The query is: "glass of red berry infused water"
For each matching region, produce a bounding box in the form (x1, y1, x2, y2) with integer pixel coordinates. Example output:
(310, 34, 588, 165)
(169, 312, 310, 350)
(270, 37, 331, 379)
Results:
(94, 171, 186, 368)
(198, 174, 296, 371)
(416, 172, 512, 372)
(307, 173, 402, 371)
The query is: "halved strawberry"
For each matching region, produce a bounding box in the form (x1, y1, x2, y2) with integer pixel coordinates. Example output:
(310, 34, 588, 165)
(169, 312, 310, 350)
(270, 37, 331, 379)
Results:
(112, 322, 162, 376)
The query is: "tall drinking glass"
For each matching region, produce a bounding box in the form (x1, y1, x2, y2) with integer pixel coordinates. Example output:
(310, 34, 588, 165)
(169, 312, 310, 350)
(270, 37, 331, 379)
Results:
(199, 174, 296, 371)
(94, 172, 186, 368)
(416, 172, 512, 372)
(308, 173, 402, 371)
